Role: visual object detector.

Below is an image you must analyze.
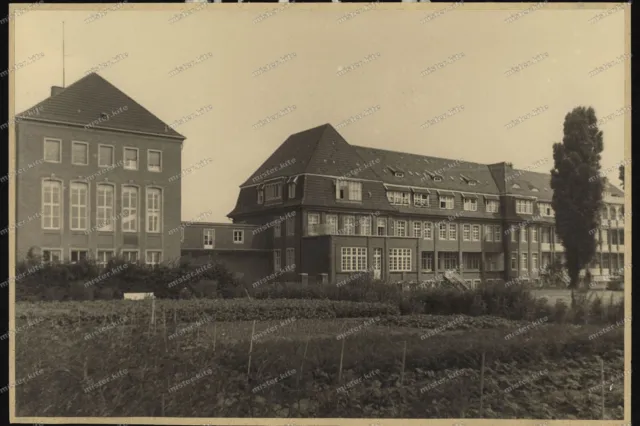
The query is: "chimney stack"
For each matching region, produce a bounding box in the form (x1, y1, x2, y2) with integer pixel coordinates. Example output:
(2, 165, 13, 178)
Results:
(51, 86, 65, 97)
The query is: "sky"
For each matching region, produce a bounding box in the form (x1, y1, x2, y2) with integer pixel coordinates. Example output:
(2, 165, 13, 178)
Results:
(13, 3, 629, 223)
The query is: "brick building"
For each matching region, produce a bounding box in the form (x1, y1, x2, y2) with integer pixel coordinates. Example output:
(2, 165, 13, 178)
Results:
(13, 73, 185, 265)
(216, 123, 625, 287)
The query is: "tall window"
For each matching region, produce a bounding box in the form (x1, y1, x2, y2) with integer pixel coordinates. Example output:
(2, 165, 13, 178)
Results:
(464, 253, 481, 270)
(70, 182, 89, 231)
(124, 147, 139, 170)
(288, 182, 296, 199)
(511, 253, 518, 270)
(601, 229, 608, 244)
(463, 197, 477, 211)
(494, 225, 502, 242)
(257, 188, 264, 204)
(72, 142, 89, 165)
(273, 250, 281, 272)
(448, 223, 457, 240)
(531, 253, 539, 272)
(286, 248, 295, 267)
(265, 182, 282, 201)
(438, 223, 447, 240)
(395, 220, 407, 237)
(539, 202, 554, 217)
(531, 227, 538, 243)
(413, 222, 422, 238)
(233, 230, 244, 243)
(439, 252, 458, 271)
(203, 229, 215, 249)
(521, 227, 527, 243)
(122, 186, 138, 232)
(359, 216, 371, 236)
(485, 199, 499, 213)
(439, 195, 454, 209)
(308, 213, 320, 235)
(337, 180, 362, 201)
(148, 150, 162, 172)
(541, 227, 550, 243)
(471, 225, 480, 241)
(389, 248, 411, 272)
(521, 252, 529, 271)
(413, 193, 429, 207)
(327, 215, 338, 234)
(286, 216, 295, 236)
(485, 225, 493, 242)
(343, 216, 356, 235)
(423, 222, 432, 240)
(42, 180, 62, 230)
(463, 224, 471, 241)
(42, 249, 62, 263)
(146, 188, 162, 233)
(96, 184, 114, 232)
(44, 138, 61, 163)
(274, 222, 281, 238)
(70, 250, 89, 263)
(145, 251, 162, 266)
(510, 226, 516, 243)
(515, 199, 533, 214)
(421, 252, 434, 271)
(341, 247, 367, 272)
(99, 145, 114, 167)
(388, 191, 410, 206)
(97, 250, 115, 267)
(122, 250, 139, 263)
(376, 218, 386, 236)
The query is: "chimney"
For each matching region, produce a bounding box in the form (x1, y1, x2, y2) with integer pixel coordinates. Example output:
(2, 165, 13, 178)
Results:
(51, 86, 65, 97)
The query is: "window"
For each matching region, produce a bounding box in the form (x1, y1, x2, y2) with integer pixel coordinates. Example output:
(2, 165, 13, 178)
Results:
(122, 250, 139, 263)
(471, 225, 480, 241)
(308, 213, 320, 235)
(288, 182, 296, 199)
(96, 184, 115, 232)
(611, 229, 618, 245)
(511, 253, 518, 271)
(464, 253, 481, 270)
(233, 230, 244, 243)
(387, 191, 410, 206)
(148, 150, 162, 172)
(423, 222, 432, 240)
(486, 254, 498, 271)
(146, 188, 162, 233)
(257, 188, 264, 204)
(413, 222, 422, 238)
(602, 254, 610, 269)
(463, 224, 471, 241)
(494, 225, 502, 242)
(97, 250, 115, 267)
(122, 186, 139, 232)
(286, 216, 295, 236)
(145, 250, 162, 266)
(521, 253, 528, 271)
(203, 229, 215, 248)
(601, 206, 609, 220)
(439, 252, 458, 271)
(376, 218, 386, 236)
(539, 202, 554, 217)
(438, 222, 448, 240)
(337, 180, 362, 201)
(433, 176, 443, 182)
(327, 215, 338, 234)
(359, 216, 371, 236)
(485, 225, 493, 242)
(521, 227, 527, 243)
(541, 228, 550, 243)
(510, 226, 516, 243)
(343, 216, 356, 235)
(42, 180, 62, 230)
(70, 182, 89, 231)
(485, 200, 499, 213)
(515, 199, 533, 214)
(463, 198, 477, 211)
(439, 195, 454, 209)
(395, 220, 407, 237)
(389, 248, 412, 272)
(72, 142, 89, 165)
(42, 249, 62, 263)
(413, 193, 429, 207)
(98, 145, 114, 167)
(531, 227, 538, 243)
(601, 229, 608, 244)
(274, 222, 281, 238)
(449, 223, 457, 240)
(286, 248, 295, 268)
(70, 250, 89, 263)
(273, 250, 281, 272)
(124, 147, 139, 170)
(341, 247, 367, 272)
(421, 252, 434, 271)
(265, 182, 283, 201)
(531, 253, 539, 272)
(44, 138, 61, 163)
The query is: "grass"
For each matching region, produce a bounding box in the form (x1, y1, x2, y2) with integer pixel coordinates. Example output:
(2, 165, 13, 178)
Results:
(531, 289, 624, 306)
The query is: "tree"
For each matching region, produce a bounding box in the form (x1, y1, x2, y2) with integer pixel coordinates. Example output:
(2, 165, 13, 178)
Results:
(619, 164, 624, 188)
(550, 106, 604, 292)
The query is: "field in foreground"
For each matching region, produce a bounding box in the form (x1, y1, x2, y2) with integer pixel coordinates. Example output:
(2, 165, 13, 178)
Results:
(14, 301, 625, 420)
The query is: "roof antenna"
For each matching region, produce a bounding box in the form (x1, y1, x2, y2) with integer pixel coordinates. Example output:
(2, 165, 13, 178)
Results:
(62, 21, 65, 87)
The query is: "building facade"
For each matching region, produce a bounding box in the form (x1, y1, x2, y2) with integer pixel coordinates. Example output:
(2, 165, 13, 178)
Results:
(13, 73, 185, 265)
(218, 123, 625, 287)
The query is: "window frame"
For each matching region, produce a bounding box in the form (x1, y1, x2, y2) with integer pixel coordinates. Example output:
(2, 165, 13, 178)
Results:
(96, 183, 115, 232)
(69, 248, 89, 264)
(463, 197, 478, 212)
(147, 149, 162, 172)
(121, 185, 140, 233)
(69, 181, 89, 232)
(439, 195, 454, 210)
(423, 221, 432, 240)
(43, 138, 62, 163)
(41, 248, 63, 264)
(123, 147, 140, 171)
(203, 229, 215, 249)
(71, 141, 89, 166)
(389, 248, 412, 272)
(273, 250, 282, 272)
(233, 229, 245, 244)
(420, 251, 434, 272)
(42, 178, 63, 230)
(146, 187, 163, 234)
(97, 249, 116, 268)
(145, 250, 162, 267)
(98, 144, 115, 168)
(121, 249, 140, 263)
(341, 247, 368, 272)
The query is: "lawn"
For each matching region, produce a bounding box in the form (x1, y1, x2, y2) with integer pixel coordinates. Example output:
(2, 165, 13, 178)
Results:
(530, 289, 624, 306)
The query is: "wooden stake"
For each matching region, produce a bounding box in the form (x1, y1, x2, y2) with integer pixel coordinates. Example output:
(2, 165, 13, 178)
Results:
(163, 308, 167, 352)
(247, 320, 256, 378)
(83, 357, 88, 381)
(297, 333, 310, 388)
(400, 341, 407, 385)
(338, 337, 345, 384)
(601, 357, 605, 420)
(213, 322, 217, 353)
(153, 299, 157, 334)
(479, 351, 486, 417)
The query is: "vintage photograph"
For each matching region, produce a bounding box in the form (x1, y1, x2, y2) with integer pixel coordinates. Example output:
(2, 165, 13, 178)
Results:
(7, 2, 630, 424)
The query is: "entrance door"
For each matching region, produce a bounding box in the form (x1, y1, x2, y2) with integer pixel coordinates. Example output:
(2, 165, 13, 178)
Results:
(373, 248, 382, 280)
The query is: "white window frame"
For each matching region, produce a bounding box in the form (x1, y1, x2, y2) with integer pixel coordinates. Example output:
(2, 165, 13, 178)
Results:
(389, 248, 412, 272)
(274, 222, 281, 238)
(308, 213, 320, 235)
(341, 247, 368, 272)
(423, 221, 432, 240)
(413, 193, 429, 207)
(257, 188, 264, 204)
(71, 141, 89, 166)
(69, 181, 89, 231)
(97, 249, 116, 268)
(531, 227, 538, 243)
(41, 248, 63, 264)
(43, 138, 62, 163)
(439, 252, 458, 271)
(413, 221, 422, 238)
(69, 249, 89, 264)
(463, 224, 471, 241)
(265, 182, 283, 201)
(42, 179, 63, 230)
(438, 223, 448, 240)
(521, 227, 528, 243)
(327, 214, 339, 235)
(337, 180, 363, 201)
(145, 250, 162, 267)
(485, 225, 493, 242)
(121, 249, 140, 263)
(510, 226, 517, 243)
(96, 183, 115, 232)
(448, 223, 457, 240)
(273, 250, 281, 272)
(343, 216, 356, 235)
(376, 218, 386, 236)
(146, 187, 162, 233)
(121, 185, 139, 233)
(395, 220, 407, 237)
(471, 225, 480, 242)
(521, 252, 529, 271)
(511, 253, 518, 271)
(123, 147, 139, 171)
(485, 199, 499, 213)
(532, 253, 539, 272)
(516, 199, 533, 214)
(288, 182, 296, 199)
(286, 248, 295, 268)
(359, 215, 371, 236)
(463, 197, 478, 212)
(147, 149, 162, 172)
(233, 229, 244, 244)
(98, 144, 115, 168)
(286, 216, 295, 236)
(465, 253, 481, 270)
(439, 195, 454, 210)
(494, 225, 502, 242)
(421, 251, 434, 271)
(203, 229, 215, 249)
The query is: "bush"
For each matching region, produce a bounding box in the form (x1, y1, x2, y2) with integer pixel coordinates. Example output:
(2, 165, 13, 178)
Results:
(606, 279, 623, 291)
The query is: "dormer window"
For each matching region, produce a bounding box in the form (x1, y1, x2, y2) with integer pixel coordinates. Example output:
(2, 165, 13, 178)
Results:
(433, 176, 443, 182)
(512, 183, 521, 189)
(468, 181, 477, 186)
(531, 188, 539, 192)
(288, 182, 296, 199)
(336, 179, 362, 201)
(257, 186, 264, 204)
(395, 172, 404, 178)
(264, 182, 282, 201)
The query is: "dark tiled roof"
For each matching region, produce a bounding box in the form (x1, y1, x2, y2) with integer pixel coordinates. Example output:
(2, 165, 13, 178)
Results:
(16, 73, 185, 140)
(505, 170, 554, 200)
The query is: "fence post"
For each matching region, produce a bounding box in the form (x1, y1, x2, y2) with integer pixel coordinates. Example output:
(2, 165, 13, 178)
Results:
(247, 320, 256, 379)
(601, 357, 605, 419)
(338, 337, 345, 384)
(479, 351, 486, 417)
(400, 341, 407, 385)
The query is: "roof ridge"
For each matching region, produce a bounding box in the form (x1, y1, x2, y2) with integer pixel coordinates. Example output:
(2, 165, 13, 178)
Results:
(352, 144, 487, 168)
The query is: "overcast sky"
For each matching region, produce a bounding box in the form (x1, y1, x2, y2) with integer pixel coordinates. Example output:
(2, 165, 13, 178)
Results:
(13, 3, 628, 223)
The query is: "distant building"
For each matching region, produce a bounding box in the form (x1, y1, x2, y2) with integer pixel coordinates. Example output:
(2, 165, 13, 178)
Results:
(13, 73, 185, 265)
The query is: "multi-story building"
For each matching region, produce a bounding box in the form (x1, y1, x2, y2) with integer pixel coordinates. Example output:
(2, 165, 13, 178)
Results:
(214, 123, 625, 287)
(13, 73, 185, 265)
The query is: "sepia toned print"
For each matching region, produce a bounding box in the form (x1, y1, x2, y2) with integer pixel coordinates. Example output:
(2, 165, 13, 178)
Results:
(7, 2, 630, 426)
